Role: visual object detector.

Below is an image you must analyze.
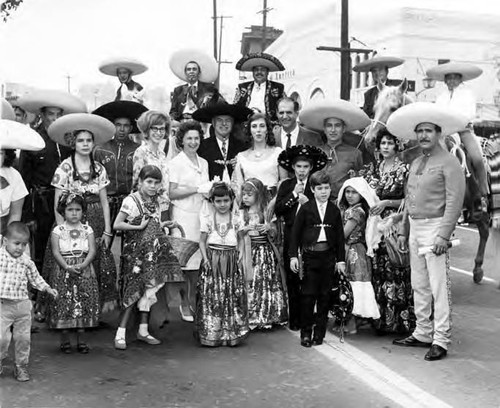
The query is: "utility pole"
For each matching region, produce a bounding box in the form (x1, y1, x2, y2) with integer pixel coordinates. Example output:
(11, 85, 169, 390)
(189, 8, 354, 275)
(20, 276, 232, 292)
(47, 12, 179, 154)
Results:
(214, 15, 233, 89)
(212, 0, 218, 60)
(257, 0, 273, 52)
(65, 74, 72, 93)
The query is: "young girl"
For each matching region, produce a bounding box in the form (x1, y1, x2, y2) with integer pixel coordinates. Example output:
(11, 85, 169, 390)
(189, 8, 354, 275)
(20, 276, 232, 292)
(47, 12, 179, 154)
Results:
(48, 192, 98, 354)
(238, 178, 287, 330)
(113, 165, 183, 350)
(338, 177, 380, 333)
(196, 182, 249, 347)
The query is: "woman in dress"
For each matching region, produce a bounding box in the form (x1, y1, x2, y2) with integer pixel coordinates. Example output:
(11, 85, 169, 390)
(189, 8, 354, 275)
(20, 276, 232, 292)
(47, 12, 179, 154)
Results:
(45, 113, 118, 312)
(231, 112, 287, 202)
(168, 120, 211, 322)
(361, 130, 415, 334)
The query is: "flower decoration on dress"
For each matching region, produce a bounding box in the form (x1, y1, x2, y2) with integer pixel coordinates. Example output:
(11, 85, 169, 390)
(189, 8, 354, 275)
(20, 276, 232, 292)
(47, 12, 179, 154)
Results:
(69, 229, 81, 240)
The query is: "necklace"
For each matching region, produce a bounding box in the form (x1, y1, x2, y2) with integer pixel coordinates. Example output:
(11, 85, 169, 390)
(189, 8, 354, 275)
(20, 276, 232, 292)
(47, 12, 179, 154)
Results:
(214, 212, 231, 238)
(253, 147, 267, 158)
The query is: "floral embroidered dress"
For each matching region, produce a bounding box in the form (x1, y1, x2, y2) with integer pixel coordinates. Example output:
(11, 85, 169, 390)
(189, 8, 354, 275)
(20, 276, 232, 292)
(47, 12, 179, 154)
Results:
(48, 222, 100, 329)
(361, 158, 415, 333)
(132, 144, 170, 197)
(195, 209, 249, 347)
(43, 157, 118, 311)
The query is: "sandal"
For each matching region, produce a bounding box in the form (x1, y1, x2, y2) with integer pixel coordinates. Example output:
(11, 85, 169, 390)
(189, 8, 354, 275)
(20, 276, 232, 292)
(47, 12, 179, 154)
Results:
(60, 342, 72, 354)
(77, 343, 90, 354)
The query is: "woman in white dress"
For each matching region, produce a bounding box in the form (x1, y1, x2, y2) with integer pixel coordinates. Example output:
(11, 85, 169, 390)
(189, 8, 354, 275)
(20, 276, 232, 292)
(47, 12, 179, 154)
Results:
(168, 120, 211, 321)
(231, 112, 287, 202)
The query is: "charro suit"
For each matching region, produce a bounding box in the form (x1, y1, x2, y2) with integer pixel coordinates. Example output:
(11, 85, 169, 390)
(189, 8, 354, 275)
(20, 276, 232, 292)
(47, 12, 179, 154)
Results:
(169, 81, 220, 121)
(274, 125, 324, 148)
(362, 79, 402, 118)
(233, 80, 285, 122)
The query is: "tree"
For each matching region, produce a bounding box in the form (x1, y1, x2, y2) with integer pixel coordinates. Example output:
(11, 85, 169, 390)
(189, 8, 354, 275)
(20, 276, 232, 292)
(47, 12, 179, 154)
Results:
(1, 0, 24, 22)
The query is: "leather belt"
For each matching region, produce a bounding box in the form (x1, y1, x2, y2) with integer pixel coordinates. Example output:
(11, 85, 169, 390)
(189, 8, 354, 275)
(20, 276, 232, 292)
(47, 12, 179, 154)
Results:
(304, 242, 331, 252)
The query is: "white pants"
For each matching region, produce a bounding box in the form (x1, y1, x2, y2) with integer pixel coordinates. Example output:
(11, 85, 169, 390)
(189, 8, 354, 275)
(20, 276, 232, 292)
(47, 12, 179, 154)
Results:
(409, 217, 452, 350)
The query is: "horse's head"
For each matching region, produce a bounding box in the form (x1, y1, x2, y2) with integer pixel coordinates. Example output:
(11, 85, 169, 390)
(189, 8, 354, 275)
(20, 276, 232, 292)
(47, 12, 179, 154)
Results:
(364, 78, 412, 150)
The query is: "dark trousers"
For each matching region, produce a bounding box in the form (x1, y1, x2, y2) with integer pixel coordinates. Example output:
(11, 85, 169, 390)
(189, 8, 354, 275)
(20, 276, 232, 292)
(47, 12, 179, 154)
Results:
(283, 238, 301, 328)
(28, 189, 55, 272)
(300, 250, 335, 341)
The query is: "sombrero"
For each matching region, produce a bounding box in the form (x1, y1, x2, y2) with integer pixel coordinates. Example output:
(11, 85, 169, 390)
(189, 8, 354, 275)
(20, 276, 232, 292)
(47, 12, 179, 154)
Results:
(1, 98, 16, 120)
(278, 145, 328, 173)
(299, 99, 371, 133)
(18, 90, 87, 114)
(92, 100, 148, 133)
(169, 49, 218, 83)
(386, 102, 469, 140)
(235, 52, 285, 72)
(48, 113, 115, 147)
(98, 57, 148, 76)
(352, 55, 405, 73)
(426, 62, 482, 82)
(192, 102, 253, 124)
(0, 120, 45, 151)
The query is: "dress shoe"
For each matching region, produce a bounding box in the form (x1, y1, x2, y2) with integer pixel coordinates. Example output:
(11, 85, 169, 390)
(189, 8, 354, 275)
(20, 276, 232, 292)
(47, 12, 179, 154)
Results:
(179, 305, 194, 322)
(393, 335, 432, 348)
(424, 344, 447, 361)
(289, 324, 300, 331)
(137, 333, 161, 345)
(300, 337, 312, 348)
(312, 338, 323, 346)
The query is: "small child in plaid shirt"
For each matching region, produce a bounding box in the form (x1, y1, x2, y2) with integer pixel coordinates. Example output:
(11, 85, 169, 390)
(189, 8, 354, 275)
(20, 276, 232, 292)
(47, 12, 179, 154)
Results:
(0, 222, 58, 382)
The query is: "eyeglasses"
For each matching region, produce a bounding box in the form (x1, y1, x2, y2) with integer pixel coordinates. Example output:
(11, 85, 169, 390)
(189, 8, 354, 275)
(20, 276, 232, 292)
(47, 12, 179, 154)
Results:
(150, 126, 167, 133)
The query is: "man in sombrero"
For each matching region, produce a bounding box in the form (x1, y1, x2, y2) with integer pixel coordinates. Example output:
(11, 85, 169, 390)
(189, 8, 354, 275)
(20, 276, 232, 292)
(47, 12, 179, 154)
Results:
(93, 100, 148, 227)
(194, 101, 252, 182)
(426, 61, 489, 210)
(17, 90, 87, 271)
(387, 102, 466, 361)
(275, 145, 328, 331)
(233, 52, 286, 123)
(353, 55, 405, 119)
(300, 99, 370, 200)
(169, 49, 221, 122)
(99, 57, 148, 105)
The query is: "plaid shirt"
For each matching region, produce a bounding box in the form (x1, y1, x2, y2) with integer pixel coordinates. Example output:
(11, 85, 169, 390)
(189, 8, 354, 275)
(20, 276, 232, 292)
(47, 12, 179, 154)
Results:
(0, 247, 49, 300)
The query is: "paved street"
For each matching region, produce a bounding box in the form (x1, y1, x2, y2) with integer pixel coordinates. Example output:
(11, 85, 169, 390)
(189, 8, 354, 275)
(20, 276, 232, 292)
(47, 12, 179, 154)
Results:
(1, 226, 499, 408)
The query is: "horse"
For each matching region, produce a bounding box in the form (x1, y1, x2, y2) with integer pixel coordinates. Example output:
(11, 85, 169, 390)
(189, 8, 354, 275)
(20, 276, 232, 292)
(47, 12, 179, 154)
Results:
(363, 81, 490, 284)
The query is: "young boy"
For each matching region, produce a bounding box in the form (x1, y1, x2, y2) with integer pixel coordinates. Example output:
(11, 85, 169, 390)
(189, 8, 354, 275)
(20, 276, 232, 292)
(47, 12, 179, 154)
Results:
(289, 170, 345, 347)
(276, 145, 327, 331)
(0, 222, 57, 382)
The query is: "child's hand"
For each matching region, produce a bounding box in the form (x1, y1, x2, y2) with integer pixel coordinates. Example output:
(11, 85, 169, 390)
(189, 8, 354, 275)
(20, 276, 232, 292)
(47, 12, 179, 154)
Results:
(290, 257, 299, 273)
(139, 216, 150, 230)
(101, 233, 112, 250)
(46, 287, 58, 298)
(337, 262, 346, 274)
(297, 194, 309, 205)
(203, 259, 211, 271)
(255, 223, 270, 234)
(66, 266, 80, 275)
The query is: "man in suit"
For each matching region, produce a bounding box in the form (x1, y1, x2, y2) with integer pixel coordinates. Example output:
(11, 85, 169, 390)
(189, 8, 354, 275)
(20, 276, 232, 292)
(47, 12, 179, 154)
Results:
(289, 170, 346, 347)
(352, 55, 405, 119)
(275, 145, 328, 331)
(169, 50, 221, 122)
(234, 53, 286, 123)
(274, 97, 323, 149)
(193, 102, 253, 182)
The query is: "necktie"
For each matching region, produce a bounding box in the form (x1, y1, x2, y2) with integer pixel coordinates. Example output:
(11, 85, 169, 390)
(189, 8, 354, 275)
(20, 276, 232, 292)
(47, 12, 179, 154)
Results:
(221, 140, 227, 159)
(286, 133, 292, 149)
(416, 154, 430, 175)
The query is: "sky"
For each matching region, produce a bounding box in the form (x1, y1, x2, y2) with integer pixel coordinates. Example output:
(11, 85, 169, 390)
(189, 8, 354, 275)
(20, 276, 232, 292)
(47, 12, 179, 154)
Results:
(1, 0, 500, 104)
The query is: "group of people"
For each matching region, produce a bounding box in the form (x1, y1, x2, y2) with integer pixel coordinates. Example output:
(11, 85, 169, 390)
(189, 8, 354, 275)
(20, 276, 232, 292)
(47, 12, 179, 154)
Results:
(1, 49, 497, 383)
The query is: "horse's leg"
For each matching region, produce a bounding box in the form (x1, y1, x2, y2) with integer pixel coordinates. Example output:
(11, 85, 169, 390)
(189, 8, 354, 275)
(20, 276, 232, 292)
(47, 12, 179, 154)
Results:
(473, 212, 490, 284)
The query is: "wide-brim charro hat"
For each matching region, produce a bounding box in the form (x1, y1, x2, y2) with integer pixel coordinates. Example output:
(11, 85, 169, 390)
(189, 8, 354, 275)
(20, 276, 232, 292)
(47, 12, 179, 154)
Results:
(299, 99, 371, 133)
(352, 55, 405, 72)
(386, 102, 469, 140)
(18, 90, 87, 115)
(235, 52, 285, 72)
(1, 98, 16, 120)
(278, 145, 328, 173)
(0, 120, 45, 151)
(48, 113, 115, 147)
(192, 102, 253, 124)
(98, 57, 148, 77)
(92, 101, 148, 133)
(169, 49, 218, 83)
(426, 62, 482, 82)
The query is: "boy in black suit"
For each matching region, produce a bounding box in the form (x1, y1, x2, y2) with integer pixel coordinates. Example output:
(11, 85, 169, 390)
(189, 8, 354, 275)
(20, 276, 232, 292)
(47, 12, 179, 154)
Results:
(276, 145, 328, 330)
(289, 170, 346, 347)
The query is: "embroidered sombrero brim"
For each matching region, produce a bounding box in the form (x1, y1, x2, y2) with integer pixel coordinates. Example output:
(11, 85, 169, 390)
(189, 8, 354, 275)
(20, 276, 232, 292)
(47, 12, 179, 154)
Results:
(192, 102, 253, 124)
(299, 99, 371, 133)
(0, 119, 45, 151)
(92, 101, 148, 134)
(236, 53, 285, 72)
(386, 102, 469, 140)
(48, 113, 115, 147)
(98, 57, 148, 76)
(426, 62, 483, 82)
(352, 56, 405, 72)
(169, 49, 218, 83)
(1, 98, 16, 120)
(278, 145, 328, 173)
(18, 90, 87, 115)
